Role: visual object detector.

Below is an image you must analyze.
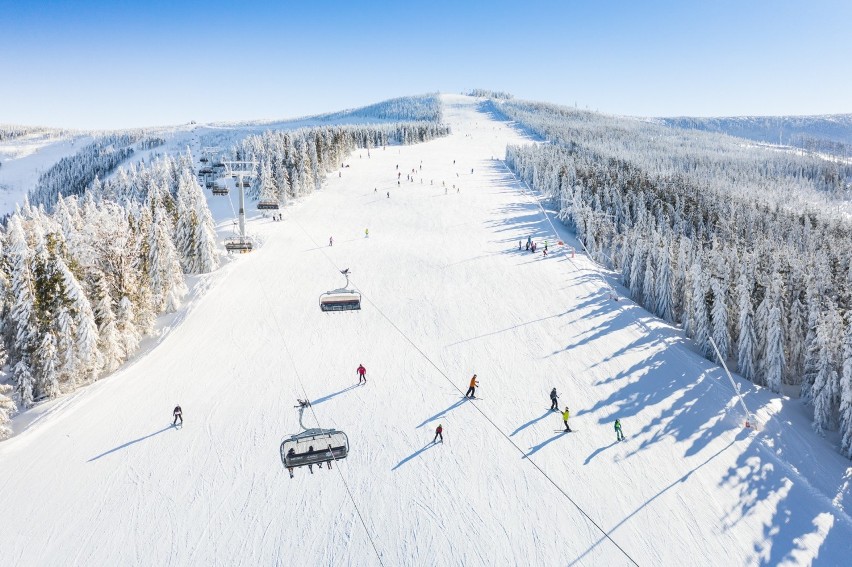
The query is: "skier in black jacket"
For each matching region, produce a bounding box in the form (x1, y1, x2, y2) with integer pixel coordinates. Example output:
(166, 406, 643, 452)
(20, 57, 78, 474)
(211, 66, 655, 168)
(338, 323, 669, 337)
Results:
(549, 388, 559, 411)
(173, 405, 183, 425)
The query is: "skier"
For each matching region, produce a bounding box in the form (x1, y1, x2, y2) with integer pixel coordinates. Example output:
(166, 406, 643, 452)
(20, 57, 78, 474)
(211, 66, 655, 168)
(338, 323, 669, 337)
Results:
(544, 240, 548, 252)
(519, 241, 522, 250)
(561, 407, 571, 432)
(433, 423, 443, 443)
(615, 419, 624, 442)
(173, 405, 183, 425)
(550, 388, 559, 411)
(465, 374, 479, 398)
(387, 191, 390, 198)
(357, 364, 367, 384)
(526, 235, 531, 250)
(365, 228, 369, 238)
(308, 445, 316, 473)
(286, 447, 296, 478)
(329, 236, 333, 247)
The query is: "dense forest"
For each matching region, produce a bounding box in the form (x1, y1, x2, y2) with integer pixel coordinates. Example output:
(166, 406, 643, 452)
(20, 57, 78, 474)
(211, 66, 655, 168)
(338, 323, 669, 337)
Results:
(497, 99, 852, 457)
(28, 133, 166, 210)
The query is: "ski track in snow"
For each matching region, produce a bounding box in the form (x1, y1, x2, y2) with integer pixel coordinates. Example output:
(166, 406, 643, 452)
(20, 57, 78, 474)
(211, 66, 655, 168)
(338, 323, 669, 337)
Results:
(1, 94, 852, 566)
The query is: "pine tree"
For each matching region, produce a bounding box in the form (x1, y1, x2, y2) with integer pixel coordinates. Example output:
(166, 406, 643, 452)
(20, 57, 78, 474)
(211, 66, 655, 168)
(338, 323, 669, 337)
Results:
(811, 316, 838, 435)
(116, 295, 140, 358)
(655, 243, 674, 322)
(0, 383, 16, 440)
(93, 273, 122, 374)
(736, 264, 756, 382)
(642, 246, 656, 312)
(838, 318, 852, 457)
(691, 259, 712, 359)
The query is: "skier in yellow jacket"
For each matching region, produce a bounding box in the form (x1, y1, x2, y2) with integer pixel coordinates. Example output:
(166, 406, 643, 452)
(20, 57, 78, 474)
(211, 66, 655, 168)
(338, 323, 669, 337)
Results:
(561, 407, 571, 432)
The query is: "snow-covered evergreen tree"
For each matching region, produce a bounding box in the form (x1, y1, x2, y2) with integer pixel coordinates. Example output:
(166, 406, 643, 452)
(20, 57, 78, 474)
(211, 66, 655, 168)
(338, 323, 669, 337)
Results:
(839, 319, 852, 457)
(655, 243, 674, 322)
(736, 264, 756, 382)
(0, 383, 16, 440)
(691, 259, 712, 359)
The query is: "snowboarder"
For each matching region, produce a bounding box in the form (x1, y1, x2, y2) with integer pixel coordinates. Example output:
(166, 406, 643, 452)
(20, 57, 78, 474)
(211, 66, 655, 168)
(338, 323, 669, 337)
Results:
(357, 364, 367, 384)
(562, 407, 571, 432)
(550, 388, 559, 411)
(286, 448, 296, 478)
(329, 236, 333, 247)
(173, 405, 183, 425)
(433, 424, 443, 443)
(615, 419, 624, 441)
(465, 374, 479, 398)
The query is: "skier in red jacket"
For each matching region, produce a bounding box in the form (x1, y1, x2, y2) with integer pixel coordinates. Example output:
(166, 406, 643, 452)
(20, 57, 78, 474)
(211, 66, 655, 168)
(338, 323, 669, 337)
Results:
(357, 364, 367, 385)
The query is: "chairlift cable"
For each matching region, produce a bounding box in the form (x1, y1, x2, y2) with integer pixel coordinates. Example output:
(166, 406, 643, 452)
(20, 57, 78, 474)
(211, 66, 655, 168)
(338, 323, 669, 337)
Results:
(292, 218, 638, 567)
(255, 280, 386, 567)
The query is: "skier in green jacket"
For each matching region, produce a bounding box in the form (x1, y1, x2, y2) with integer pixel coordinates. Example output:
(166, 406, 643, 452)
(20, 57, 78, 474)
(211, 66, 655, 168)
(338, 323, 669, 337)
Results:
(615, 419, 624, 441)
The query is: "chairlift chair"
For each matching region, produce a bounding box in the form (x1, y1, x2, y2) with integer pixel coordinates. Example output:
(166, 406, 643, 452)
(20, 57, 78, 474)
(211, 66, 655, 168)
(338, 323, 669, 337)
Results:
(200, 156, 209, 163)
(319, 268, 361, 312)
(198, 167, 213, 175)
(280, 429, 350, 469)
(224, 236, 253, 253)
(257, 200, 280, 210)
(212, 185, 229, 195)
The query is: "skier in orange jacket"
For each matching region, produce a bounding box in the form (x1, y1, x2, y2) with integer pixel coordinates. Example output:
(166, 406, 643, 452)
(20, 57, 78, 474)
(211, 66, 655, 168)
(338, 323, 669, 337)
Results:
(465, 374, 479, 398)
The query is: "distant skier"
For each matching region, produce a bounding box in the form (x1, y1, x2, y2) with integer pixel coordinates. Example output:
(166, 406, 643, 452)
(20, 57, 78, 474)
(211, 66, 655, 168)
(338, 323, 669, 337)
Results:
(433, 423, 443, 443)
(329, 236, 333, 247)
(519, 240, 522, 250)
(562, 407, 571, 432)
(387, 191, 390, 198)
(550, 388, 559, 411)
(526, 235, 531, 250)
(365, 228, 369, 238)
(615, 419, 624, 442)
(357, 364, 367, 385)
(544, 240, 548, 252)
(465, 374, 479, 398)
(173, 405, 183, 425)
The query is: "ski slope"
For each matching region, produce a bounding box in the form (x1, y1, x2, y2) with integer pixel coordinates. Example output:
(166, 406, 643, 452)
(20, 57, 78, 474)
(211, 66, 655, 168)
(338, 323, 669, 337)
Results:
(2, 94, 851, 566)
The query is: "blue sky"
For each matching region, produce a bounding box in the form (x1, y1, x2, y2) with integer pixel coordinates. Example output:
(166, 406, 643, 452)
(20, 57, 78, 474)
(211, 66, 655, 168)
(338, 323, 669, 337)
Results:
(1, 0, 850, 129)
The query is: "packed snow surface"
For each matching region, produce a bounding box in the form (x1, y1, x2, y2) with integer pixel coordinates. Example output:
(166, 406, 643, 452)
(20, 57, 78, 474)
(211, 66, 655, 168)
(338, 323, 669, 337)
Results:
(2, 95, 851, 566)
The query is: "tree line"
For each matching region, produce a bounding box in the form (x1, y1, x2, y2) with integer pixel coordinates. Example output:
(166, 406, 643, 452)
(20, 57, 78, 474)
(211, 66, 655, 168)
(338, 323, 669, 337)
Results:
(498, 99, 852, 458)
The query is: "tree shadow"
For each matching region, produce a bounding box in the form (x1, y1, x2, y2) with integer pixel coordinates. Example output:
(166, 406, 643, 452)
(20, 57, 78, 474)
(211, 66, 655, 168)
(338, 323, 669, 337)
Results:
(583, 441, 620, 465)
(569, 435, 741, 565)
(523, 430, 568, 459)
(88, 425, 174, 462)
(416, 397, 469, 429)
(392, 442, 439, 471)
(311, 384, 360, 406)
(510, 410, 555, 437)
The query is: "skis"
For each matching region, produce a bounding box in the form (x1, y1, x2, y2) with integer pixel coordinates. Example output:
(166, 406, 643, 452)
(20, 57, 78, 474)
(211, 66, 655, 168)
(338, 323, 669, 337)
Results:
(553, 430, 576, 433)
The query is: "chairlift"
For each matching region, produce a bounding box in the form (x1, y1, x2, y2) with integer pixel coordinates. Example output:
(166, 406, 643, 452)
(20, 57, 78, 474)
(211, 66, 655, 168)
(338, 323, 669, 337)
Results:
(198, 167, 214, 175)
(224, 236, 253, 253)
(200, 156, 209, 163)
(319, 268, 361, 312)
(212, 185, 229, 195)
(280, 400, 350, 473)
(257, 200, 280, 210)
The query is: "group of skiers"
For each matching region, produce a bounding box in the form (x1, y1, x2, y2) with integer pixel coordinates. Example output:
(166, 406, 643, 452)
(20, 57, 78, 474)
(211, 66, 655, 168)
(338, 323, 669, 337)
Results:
(550, 388, 624, 440)
(520, 235, 548, 256)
